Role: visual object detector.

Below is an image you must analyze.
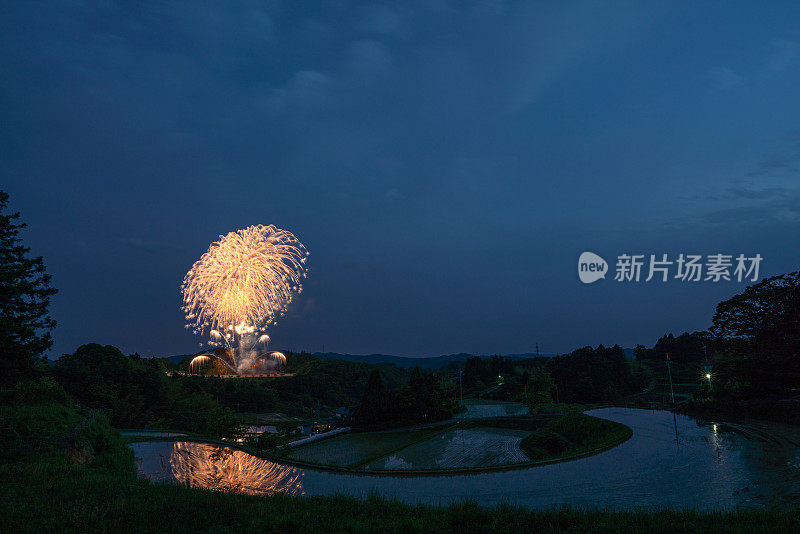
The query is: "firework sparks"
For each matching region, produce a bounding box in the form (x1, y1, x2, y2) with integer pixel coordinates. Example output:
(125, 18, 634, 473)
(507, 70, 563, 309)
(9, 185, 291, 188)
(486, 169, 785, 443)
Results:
(182, 224, 308, 374)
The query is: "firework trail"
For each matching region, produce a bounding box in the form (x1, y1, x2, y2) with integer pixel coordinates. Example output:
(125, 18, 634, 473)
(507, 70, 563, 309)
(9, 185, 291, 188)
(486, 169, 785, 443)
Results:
(182, 224, 308, 373)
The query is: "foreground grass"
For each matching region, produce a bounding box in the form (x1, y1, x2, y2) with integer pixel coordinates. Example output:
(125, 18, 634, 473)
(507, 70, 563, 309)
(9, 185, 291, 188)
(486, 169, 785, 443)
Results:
(3, 458, 800, 534)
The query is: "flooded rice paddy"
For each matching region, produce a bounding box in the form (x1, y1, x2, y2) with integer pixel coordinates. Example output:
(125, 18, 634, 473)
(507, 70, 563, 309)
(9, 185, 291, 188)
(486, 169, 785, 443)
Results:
(131, 408, 800, 510)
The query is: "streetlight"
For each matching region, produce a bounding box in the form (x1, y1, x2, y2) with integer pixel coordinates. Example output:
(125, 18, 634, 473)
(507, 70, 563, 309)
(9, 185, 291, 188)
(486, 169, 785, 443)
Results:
(705, 373, 712, 390)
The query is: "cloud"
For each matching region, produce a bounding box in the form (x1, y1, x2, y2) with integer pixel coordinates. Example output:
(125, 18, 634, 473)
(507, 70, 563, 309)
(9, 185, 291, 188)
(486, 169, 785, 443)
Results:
(267, 70, 330, 111)
(385, 188, 403, 200)
(766, 39, 800, 72)
(356, 4, 406, 36)
(348, 40, 392, 75)
(704, 195, 800, 225)
(488, 3, 659, 114)
(747, 132, 800, 176)
(726, 186, 791, 200)
(708, 67, 744, 89)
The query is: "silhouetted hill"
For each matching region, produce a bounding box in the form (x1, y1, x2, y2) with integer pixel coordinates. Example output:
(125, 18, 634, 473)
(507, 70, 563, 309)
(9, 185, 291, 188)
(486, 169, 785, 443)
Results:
(164, 349, 631, 368)
(166, 354, 191, 365)
(311, 352, 555, 369)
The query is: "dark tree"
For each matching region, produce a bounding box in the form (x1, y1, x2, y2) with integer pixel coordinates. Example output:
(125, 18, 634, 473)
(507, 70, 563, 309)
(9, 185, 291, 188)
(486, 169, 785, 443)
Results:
(353, 369, 388, 428)
(707, 271, 800, 394)
(711, 271, 800, 361)
(353, 367, 457, 429)
(0, 190, 57, 380)
(546, 344, 640, 403)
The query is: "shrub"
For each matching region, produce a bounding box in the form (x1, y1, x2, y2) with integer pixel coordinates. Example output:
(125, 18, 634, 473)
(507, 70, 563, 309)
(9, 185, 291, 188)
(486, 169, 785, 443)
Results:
(522, 430, 569, 455)
(547, 413, 600, 446)
(13, 377, 72, 406)
(255, 432, 287, 451)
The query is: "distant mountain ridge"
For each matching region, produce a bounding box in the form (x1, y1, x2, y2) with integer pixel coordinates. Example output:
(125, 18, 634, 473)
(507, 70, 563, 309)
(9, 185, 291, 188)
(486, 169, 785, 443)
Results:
(166, 354, 192, 364)
(310, 352, 556, 369)
(164, 348, 633, 368)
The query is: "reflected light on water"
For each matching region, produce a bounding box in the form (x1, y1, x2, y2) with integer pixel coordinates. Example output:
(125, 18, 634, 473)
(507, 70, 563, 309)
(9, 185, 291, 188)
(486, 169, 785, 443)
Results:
(130, 409, 800, 510)
(708, 423, 722, 457)
(168, 442, 304, 496)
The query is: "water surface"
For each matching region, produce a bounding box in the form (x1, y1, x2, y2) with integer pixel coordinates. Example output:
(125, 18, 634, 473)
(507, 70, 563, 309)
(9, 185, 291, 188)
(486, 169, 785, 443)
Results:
(131, 408, 800, 509)
(365, 428, 530, 470)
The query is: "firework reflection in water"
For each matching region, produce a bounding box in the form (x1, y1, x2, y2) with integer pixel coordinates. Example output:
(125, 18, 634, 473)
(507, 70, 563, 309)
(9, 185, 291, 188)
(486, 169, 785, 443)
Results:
(169, 442, 304, 496)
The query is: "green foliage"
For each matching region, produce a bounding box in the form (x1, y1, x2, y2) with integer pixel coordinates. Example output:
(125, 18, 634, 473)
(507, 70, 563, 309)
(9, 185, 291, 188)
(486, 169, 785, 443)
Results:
(711, 271, 800, 346)
(251, 431, 287, 451)
(523, 430, 570, 456)
(353, 369, 389, 428)
(0, 379, 134, 477)
(394, 367, 458, 423)
(525, 368, 555, 406)
(547, 413, 617, 446)
(634, 331, 711, 364)
(1, 400, 81, 458)
(458, 356, 556, 402)
(179, 352, 407, 415)
(52, 344, 243, 438)
(462, 355, 523, 395)
(459, 349, 641, 405)
(519, 413, 631, 461)
(705, 271, 800, 396)
(180, 375, 282, 413)
(353, 367, 459, 429)
(546, 345, 641, 404)
(12, 375, 72, 405)
(0, 190, 57, 382)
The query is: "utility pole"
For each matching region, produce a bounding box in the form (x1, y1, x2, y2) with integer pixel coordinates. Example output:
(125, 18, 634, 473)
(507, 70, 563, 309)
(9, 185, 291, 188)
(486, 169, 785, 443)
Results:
(666, 353, 675, 404)
(458, 369, 463, 405)
(702, 343, 712, 391)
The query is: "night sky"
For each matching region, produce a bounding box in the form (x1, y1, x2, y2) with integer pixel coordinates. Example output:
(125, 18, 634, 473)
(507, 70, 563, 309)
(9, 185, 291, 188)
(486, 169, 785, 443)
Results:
(3, 2, 800, 358)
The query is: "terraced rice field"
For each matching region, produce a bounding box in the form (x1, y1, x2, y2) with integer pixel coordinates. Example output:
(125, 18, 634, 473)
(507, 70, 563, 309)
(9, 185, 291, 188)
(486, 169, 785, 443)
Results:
(285, 425, 450, 467)
(364, 427, 531, 470)
(457, 400, 529, 419)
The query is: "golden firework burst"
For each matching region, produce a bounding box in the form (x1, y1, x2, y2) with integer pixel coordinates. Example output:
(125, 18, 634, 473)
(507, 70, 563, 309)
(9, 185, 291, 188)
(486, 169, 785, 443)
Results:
(181, 224, 308, 373)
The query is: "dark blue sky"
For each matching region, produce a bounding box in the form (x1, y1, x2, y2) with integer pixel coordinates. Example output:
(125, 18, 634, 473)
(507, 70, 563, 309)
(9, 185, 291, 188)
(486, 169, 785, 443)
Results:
(3, 2, 800, 358)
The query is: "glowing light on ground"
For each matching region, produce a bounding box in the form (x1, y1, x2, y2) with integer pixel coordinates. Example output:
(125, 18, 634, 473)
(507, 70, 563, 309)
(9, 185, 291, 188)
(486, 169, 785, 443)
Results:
(181, 224, 308, 374)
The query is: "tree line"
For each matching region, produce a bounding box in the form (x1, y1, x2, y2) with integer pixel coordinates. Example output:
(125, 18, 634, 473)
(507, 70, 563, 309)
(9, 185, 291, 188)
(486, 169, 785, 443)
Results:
(2, 187, 800, 432)
(352, 367, 459, 429)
